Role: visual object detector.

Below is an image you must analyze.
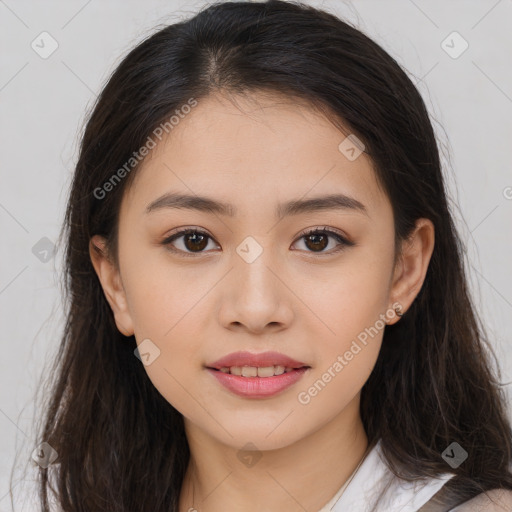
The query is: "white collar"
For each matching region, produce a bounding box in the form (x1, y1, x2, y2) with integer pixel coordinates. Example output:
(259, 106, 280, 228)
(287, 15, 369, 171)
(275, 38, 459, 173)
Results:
(319, 439, 456, 512)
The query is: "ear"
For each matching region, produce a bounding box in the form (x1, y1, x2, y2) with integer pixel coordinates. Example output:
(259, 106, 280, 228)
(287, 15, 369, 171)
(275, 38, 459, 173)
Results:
(89, 235, 134, 337)
(387, 218, 435, 325)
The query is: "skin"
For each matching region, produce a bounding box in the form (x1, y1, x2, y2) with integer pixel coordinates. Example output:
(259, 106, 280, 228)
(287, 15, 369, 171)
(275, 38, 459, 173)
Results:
(90, 90, 435, 512)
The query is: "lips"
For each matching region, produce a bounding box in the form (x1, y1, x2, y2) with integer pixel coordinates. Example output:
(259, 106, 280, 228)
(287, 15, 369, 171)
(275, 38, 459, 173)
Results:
(206, 350, 309, 371)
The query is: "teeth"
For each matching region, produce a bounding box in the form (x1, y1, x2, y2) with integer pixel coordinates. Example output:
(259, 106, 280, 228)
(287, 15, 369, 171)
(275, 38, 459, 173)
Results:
(218, 365, 292, 377)
(242, 366, 258, 377)
(257, 366, 277, 377)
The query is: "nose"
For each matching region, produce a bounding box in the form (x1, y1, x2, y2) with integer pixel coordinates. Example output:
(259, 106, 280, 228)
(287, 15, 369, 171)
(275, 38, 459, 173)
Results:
(217, 247, 294, 335)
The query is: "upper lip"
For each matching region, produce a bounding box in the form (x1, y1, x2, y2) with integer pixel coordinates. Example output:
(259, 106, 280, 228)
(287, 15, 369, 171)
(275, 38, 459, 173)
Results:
(206, 351, 309, 370)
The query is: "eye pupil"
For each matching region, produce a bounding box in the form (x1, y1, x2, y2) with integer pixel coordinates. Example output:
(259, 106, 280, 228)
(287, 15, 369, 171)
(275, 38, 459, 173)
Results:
(305, 233, 328, 251)
(185, 232, 208, 252)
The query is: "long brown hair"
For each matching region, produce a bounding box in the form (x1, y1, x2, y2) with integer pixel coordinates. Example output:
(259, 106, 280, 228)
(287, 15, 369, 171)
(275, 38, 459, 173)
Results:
(12, 1, 512, 510)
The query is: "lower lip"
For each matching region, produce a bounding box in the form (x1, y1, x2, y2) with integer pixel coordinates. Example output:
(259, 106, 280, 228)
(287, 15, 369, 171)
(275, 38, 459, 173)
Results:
(206, 367, 310, 398)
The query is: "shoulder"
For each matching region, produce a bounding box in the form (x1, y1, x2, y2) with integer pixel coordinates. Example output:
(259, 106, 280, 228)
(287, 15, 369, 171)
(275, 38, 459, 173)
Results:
(450, 489, 512, 511)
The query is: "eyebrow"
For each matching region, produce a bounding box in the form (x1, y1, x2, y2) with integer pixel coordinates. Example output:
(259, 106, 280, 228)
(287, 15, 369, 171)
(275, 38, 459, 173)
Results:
(145, 192, 368, 218)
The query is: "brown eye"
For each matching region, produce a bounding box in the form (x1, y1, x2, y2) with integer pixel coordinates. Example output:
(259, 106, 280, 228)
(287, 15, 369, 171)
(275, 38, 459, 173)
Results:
(304, 232, 329, 252)
(162, 228, 218, 255)
(162, 226, 354, 257)
(292, 227, 355, 254)
(183, 232, 208, 251)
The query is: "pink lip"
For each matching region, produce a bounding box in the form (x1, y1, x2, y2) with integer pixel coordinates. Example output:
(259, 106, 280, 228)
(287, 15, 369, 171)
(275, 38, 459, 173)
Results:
(205, 350, 311, 399)
(206, 350, 308, 370)
(206, 367, 310, 398)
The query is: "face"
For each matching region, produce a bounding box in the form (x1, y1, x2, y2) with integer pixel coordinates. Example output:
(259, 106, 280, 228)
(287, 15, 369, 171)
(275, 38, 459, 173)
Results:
(91, 90, 426, 452)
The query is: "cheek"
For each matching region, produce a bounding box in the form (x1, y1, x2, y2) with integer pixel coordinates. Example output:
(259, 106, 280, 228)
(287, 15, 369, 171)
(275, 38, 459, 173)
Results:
(126, 281, 209, 419)
(121, 239, 211, 339)
(296, 249, 392, 397)
(306, 249, 393, 347)
(294, 270, 388, 418)
(126, 269, 212, 370)
(120, 249, 216, 411)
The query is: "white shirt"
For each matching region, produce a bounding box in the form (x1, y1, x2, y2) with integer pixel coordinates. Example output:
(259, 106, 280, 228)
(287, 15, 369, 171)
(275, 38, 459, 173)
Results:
(317, 439, 512, 511)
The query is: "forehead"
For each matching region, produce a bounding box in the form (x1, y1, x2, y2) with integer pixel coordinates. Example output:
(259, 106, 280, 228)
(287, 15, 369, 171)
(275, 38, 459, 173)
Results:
(121, 90, 387, 220)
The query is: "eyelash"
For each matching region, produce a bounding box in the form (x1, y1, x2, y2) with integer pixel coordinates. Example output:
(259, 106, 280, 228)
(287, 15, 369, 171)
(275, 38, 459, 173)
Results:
(161, 226, 355, 258)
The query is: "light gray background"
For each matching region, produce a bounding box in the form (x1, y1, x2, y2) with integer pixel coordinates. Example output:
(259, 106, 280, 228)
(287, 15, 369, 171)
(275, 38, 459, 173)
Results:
(1, 0, 511, 510)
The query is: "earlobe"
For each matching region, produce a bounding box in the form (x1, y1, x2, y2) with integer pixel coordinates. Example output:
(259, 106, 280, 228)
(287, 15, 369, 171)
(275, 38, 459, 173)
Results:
(89, 235, 135, 337)
(387, 218, 435, 325)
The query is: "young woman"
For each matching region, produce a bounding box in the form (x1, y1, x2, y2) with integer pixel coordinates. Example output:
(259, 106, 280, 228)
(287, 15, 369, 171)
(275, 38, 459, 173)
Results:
(27, 1, 512, 510)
